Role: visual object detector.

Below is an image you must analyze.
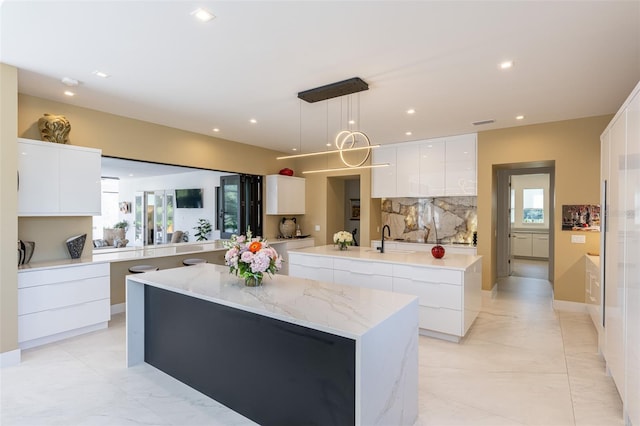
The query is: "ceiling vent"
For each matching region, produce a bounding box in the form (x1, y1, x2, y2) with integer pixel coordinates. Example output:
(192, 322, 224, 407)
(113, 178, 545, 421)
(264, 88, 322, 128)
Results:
(298, 77, 368, 103)
(472, 119, 495, 126)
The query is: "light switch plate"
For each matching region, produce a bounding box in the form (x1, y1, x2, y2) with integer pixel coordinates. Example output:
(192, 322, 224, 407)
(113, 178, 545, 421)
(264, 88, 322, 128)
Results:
(314, 225, 320, 232)
(571, 235, 586, 244)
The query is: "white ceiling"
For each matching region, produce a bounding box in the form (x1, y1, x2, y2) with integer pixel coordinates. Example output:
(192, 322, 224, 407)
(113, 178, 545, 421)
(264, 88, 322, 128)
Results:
(100, 156, 207, 180)
(1, 1, 639, 155)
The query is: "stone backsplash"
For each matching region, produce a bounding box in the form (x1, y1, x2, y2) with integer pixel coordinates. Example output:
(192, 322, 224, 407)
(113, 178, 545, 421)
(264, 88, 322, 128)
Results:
(381, 197, 477, 244)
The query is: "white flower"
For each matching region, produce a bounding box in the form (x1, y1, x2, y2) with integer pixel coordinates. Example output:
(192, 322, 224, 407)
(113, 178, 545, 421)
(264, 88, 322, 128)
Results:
(333, 231, 353, 244)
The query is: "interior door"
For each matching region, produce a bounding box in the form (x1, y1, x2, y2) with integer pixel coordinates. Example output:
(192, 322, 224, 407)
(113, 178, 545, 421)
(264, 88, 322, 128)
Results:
(218, 175, 240, 239)
(508, 176, 514, 276)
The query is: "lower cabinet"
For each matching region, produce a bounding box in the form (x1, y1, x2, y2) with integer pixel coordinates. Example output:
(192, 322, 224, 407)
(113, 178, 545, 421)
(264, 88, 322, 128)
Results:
(18, 262, 111, 349)
(511, 232, 549, 258)
(274, 238, 315, 275)
(585, 255, 602, 348)
(288, 252, 482, 341)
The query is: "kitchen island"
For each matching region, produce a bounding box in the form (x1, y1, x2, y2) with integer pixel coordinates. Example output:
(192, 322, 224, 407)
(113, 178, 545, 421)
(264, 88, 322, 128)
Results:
(126, 263, 418, 426)
(288, 245, 482, 342)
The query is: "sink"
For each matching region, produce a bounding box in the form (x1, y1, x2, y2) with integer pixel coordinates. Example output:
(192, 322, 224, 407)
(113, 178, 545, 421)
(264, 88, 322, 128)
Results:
(366, 249, 416, 255)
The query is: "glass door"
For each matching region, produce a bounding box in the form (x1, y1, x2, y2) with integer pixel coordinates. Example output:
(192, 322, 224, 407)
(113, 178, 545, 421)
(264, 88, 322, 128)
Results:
(218, 175, 240, 239)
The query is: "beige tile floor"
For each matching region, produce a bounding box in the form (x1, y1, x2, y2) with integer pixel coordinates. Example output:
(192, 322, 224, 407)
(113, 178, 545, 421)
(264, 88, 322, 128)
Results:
(1, 275, 624, 426)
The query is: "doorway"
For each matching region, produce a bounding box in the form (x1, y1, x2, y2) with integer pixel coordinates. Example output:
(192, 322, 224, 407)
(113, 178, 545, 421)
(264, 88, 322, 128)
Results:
(496, 164, 555, 282)
(326, 175, 361, 246)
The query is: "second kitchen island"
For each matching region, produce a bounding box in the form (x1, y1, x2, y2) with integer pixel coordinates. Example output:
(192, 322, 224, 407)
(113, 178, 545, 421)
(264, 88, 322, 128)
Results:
(289, 245, 482, 342)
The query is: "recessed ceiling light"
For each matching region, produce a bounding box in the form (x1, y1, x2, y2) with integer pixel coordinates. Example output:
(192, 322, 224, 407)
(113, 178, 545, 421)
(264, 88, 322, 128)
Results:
(191, 8, 215, 22)
(500, 60, 514, 70)
(61, 77, 78, 87)
(516, 115, 525, 120)
(405, 131, 412, 136)
(64, 90, 75, 97)
(348, 119, 355, 125)
(292, 148, 297, 151)
(212, 128, 220, 132)
(249, 119, 257, 124)
(92, 70, 110, 79)
(326, 143, 332, 147)
(406, 109, 415, 115)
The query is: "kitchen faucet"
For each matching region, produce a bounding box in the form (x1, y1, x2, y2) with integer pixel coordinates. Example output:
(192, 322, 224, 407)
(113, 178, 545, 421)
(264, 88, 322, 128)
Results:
(377, 225, 391, 253)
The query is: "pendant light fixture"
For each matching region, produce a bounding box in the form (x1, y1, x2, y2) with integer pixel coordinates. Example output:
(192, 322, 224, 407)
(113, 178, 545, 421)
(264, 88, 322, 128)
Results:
(278, 77, 388, 173)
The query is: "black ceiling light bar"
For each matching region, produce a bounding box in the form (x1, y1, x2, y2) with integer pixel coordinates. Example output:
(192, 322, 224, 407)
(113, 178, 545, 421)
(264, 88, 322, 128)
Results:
(297, 77, 369, 103)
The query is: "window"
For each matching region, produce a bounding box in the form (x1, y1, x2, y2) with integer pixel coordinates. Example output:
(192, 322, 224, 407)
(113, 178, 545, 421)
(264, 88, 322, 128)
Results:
(510, 188, 515, 224)
(523, 188, 544, 223)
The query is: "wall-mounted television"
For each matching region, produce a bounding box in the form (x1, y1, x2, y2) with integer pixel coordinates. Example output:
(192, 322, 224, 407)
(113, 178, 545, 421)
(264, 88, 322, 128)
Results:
(175, 189, 203, 208)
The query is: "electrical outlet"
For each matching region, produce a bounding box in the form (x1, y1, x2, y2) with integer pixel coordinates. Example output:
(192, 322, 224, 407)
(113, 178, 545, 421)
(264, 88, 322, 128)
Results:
(314, 225, 320, 232)
(377, 226, 380, 233)
(571, 235, 586, 244)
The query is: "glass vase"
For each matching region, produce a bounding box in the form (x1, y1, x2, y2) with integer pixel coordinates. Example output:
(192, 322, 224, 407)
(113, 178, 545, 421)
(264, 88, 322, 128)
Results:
(244, 275, 263, 287)
(338, 243, 348, 251)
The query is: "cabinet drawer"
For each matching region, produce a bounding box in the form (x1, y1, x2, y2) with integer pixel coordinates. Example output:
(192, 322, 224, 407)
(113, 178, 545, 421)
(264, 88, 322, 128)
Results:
(419, 306, 462, 336)
(18, 298, 110, 343)
(19, 276, 109, 315)
(393, 278, 461, 310)
(333, 258, 392, 276)
(18, 263, 109, 288)
(288, 264, 333, 283)
(288, 253, 333, 269)
(393, 264, 462, 285)
(333, 270, 393, 292)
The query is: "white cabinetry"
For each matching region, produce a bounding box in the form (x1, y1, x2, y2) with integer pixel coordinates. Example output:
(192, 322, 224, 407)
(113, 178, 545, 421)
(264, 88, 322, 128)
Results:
(601, 81, 639, 426)
(584, 255, 602, 340)
(18, 262, 111, 349)
(371, 240, 477, 255)
(395, 144, 420, 197)
(18, 138, 102, 216)
(444, 134, 477, 196)
(333, 258, 393, 292)
(371, 146, 397, 198)
(511, 232, 548, 258)
(371, 133, 477, 198)
(288, 252, 333, 283)
(266, 175, 305, 215)
(271, 238, 315, 275)
(419, 140, 445, 196)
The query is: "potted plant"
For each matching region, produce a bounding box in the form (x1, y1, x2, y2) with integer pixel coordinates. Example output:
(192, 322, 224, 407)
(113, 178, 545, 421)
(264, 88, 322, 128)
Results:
(194, 219, 212, 241)
(113, 220, 129, 232)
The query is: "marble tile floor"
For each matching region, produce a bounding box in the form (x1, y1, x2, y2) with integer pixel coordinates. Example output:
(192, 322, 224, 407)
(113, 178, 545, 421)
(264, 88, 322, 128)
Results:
(1, 275, 623, 426)
(510, 258, 549, 280)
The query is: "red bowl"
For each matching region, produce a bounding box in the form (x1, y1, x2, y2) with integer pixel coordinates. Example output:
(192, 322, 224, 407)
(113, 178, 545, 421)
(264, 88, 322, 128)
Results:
(279, 168, 294, 176)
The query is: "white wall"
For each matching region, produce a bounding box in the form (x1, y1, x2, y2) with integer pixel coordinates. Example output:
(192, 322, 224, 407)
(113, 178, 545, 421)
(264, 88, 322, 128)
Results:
(511, 173, 550, 230)
(118, 170, 231, 243)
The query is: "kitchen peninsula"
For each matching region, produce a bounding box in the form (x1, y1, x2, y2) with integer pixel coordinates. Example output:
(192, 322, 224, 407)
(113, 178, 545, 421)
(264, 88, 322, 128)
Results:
(288, 246, 482, 342)
(126, 263, 419, 426)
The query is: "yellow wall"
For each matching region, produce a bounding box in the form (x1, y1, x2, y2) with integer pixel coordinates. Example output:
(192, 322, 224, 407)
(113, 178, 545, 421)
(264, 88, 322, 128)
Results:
(17, 94, 289, 239)
(477, 115, 610, 302)
(0, 63, 19, 355)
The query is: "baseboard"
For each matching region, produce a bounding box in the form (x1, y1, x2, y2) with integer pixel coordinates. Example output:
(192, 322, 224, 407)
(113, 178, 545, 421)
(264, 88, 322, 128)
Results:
(111, 303, 126, 315)
(552, 299, 587, 312)
(0, 348, 21, 368)
(419, 328, 461, 343)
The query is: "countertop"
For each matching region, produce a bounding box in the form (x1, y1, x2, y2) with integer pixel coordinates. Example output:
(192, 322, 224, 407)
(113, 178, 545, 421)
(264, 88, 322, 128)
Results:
(127, 263, 417, 339)
(18, 238, 314, 272)
(371, 239, 476, 247)
(290, 245, 482, 270)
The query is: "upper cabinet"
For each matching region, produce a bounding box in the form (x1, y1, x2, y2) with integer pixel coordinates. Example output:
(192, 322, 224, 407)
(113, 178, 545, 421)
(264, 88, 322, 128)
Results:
(266, 174, 305, 215)
(371, 133, 477, 198)
(18, 138, 102, 216)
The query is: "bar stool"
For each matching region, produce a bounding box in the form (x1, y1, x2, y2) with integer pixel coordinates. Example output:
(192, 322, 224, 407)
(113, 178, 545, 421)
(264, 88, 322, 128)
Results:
(128, 265, 159, 274)
(183, 258, 207, 266)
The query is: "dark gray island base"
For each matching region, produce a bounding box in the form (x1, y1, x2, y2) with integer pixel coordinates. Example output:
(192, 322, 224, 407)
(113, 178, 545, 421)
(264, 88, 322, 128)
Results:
(127, 264, 418, 426)
(145, 285, 355, 425)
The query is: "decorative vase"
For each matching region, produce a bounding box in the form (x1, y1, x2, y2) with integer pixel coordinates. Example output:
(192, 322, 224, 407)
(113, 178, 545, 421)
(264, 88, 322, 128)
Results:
(279, 217, 296, 238)
(18, 240, 36, 265)
(38, 113, 71, 144)
(66, 233, 87, 259)
(338, 242, 349, 251)
(244, 275, 263, 287)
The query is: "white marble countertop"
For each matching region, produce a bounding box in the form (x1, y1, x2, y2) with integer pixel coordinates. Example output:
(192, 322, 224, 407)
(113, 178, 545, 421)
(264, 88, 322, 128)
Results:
(127, 263, 417, 339)
(290, 245, 482, 270)
(18, 240, 228, 272)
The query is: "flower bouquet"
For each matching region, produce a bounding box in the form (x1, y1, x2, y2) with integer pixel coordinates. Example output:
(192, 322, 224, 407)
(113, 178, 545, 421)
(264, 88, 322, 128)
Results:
(223, 229, 282, 286)
(333, 230, 353, 251)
